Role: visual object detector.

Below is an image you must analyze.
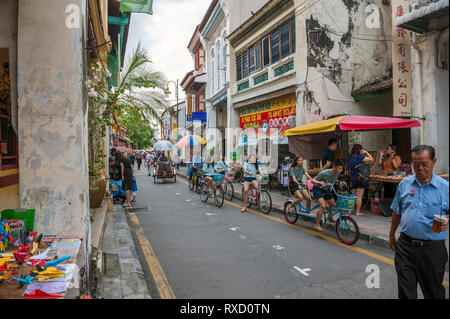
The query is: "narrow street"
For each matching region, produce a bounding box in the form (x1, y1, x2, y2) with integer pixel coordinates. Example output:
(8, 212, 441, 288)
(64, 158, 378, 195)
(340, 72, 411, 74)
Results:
(125, 167, 448, 299)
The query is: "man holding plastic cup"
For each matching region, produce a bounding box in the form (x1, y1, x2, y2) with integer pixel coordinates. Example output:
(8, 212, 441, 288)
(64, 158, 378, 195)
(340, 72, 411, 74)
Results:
(389, 145, 449, 299)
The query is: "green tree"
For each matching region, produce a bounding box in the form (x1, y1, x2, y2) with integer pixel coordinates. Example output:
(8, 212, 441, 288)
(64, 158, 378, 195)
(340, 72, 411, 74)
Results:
(87, 42, 168, 178)
(121, 109, 155, 150)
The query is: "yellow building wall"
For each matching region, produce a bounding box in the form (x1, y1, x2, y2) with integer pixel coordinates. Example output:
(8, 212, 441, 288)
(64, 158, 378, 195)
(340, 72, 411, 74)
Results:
(0, 183, 20, 211)
(0, 169, 20, 211)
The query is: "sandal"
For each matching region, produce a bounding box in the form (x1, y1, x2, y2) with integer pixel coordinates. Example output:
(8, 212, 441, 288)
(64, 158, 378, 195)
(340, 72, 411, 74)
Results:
(356, 212, 364, 216)
(240, 207, 246, 213)
(314, 225, 325, 232)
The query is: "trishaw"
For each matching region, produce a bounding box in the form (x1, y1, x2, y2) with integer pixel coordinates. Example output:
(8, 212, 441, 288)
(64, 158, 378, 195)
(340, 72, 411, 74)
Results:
(153, 161, 177, 183)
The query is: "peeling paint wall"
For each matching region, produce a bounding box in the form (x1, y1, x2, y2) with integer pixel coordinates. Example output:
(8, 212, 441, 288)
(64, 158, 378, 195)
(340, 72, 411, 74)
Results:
(411, 30, 449, 174)
(302, 0, 393, 123)
(17, 0, 90, 239)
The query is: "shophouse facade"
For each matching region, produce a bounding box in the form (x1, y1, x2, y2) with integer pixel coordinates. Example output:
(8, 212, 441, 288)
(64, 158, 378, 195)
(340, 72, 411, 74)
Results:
(396, 0, 449, 174)
(227, 0, 404, 171)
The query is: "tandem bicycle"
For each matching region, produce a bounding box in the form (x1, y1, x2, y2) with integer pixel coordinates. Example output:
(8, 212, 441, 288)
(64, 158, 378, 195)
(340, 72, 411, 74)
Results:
(283, 182, 360, 245)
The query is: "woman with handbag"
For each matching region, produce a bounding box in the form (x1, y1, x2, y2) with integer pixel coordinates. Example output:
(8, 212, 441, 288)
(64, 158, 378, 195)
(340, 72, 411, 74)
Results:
(349, 144, 374, 216)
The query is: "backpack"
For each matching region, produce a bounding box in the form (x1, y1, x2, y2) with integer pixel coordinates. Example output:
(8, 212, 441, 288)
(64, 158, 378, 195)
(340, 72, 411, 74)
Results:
(354, 163, 370, 186)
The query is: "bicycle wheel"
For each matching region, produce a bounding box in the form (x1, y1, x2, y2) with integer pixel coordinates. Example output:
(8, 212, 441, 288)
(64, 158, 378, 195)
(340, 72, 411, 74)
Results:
(200, 183, 209, 202)
(335, 215, 360, 245)
(225, 181, 234, 201)
(214, 185, 224, 208)
(189, 176, 195, 191)
(258, 189, 272, 214)
(284, 200, 298, 224)
(241, 186, 252, 209)
(195, 176, 203, 194)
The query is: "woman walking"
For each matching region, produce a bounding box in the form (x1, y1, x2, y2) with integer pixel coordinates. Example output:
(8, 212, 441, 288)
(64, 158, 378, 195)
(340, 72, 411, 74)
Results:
(348, 144, 374, 216)
(119, 151, 135, 208)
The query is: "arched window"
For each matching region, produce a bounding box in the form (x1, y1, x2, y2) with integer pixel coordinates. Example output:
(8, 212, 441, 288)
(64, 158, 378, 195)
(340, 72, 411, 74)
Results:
(210, 49, 215, 95)
(216, 42, 221, 90)
(222, 41, 227, 84)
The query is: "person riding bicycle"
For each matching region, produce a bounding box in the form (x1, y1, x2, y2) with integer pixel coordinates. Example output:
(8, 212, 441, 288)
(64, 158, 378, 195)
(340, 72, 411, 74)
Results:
(188, 154, 203, 181)
(216, 154, 228, 175)
(311, 159, 346, 232)
(158, 151, 169, 162)
(287, 155, 315, 212)
(241, 155, 259, 213)
(203, 157, 216, 197)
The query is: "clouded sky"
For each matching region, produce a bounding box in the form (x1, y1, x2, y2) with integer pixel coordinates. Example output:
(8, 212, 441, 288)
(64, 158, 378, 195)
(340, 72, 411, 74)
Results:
(125, 0, 212, 104)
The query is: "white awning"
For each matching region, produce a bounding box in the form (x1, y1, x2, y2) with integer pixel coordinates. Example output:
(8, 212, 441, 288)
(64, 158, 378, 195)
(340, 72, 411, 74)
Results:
(395, 0, 449, 33)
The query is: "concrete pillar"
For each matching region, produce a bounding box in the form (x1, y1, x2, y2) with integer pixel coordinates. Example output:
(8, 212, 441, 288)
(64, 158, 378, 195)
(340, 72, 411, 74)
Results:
(17, 0, 90, 242)
(294, 0, 308, 127)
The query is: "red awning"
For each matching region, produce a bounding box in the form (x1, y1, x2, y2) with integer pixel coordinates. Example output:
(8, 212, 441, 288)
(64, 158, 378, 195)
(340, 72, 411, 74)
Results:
(338, 115, 421, 131)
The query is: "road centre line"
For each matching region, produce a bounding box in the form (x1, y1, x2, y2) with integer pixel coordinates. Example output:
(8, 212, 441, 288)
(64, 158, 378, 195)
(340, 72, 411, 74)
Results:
(126, 209, 176, 299)
(178, 177, 449, 287)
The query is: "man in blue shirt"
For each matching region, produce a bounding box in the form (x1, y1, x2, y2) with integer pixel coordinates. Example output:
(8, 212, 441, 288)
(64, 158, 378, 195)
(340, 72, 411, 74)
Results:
(389, 145, 449, 299)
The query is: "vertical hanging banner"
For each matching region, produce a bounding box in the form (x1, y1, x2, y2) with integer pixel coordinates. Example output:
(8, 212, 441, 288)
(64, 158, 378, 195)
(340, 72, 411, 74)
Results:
(120, 0, 153, 15)
(392, 0, 412, 117)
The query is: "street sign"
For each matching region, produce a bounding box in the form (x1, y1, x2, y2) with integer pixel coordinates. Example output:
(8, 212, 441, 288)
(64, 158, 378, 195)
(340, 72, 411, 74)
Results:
(192, 112, 207, 123)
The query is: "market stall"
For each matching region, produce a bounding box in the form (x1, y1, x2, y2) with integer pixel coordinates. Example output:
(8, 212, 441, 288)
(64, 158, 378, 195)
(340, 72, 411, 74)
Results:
(285, 115, 423, 214)
(287, 114, 420, 165)
(0, 209, 81, 299)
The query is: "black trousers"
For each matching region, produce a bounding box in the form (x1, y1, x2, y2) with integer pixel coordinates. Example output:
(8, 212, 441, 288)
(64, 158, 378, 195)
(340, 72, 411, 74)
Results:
(395, 234, 448, 299)
(383, 182, 397, 198)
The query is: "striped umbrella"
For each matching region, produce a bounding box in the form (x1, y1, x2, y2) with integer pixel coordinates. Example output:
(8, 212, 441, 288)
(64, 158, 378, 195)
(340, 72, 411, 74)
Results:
(175, 135, 207, 148)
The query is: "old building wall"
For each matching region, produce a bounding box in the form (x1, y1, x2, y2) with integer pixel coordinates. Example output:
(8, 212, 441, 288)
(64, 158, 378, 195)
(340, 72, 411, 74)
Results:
(302, 0, 393, 123)
(411, 30, 449, 174)
(17, 0, 90, 240)
(227, 0, 269, 34)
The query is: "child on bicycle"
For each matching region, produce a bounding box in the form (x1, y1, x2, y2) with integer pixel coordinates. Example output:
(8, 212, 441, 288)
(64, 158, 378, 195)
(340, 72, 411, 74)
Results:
(241, 155, 259, 213)
(287, 155, 315, 212)
(311, 159, 345, 232)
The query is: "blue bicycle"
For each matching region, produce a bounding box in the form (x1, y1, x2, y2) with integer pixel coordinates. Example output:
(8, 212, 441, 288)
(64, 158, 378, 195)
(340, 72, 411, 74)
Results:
(283, 183, 360, 245)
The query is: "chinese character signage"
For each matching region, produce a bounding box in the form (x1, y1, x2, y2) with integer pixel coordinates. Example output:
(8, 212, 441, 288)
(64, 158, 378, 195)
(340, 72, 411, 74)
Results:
(392, 0, 412, 117)
(164, 118, 170, 137)
(239, 94, 296, 140)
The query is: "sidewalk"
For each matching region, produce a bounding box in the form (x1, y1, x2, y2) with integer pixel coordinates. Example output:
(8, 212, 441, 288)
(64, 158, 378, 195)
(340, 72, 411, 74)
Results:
(101, 204, 151, 299)
(175, 166, 448, 251)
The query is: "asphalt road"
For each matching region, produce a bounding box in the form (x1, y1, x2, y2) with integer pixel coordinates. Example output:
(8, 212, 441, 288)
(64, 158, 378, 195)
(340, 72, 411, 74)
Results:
(126, 167, 449, 299)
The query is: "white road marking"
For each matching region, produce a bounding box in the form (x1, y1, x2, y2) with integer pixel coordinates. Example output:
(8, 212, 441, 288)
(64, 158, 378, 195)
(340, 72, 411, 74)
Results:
(176, 193, 182, 195)
(230, 227, 239, 231)
(293, 266, 311, 276)
(272, 245, 285, 250)
(240, 235, 247, 239)
(206, 213, 215, 216)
